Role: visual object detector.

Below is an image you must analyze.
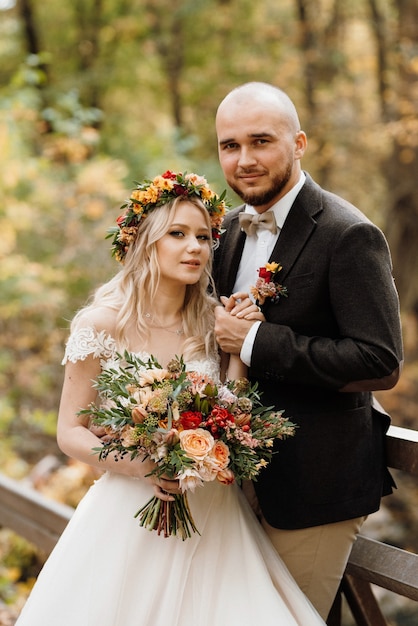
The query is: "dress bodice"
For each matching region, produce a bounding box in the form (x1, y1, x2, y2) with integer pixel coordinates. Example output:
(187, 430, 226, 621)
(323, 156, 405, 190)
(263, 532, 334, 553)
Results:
(62, 326, 220, 381)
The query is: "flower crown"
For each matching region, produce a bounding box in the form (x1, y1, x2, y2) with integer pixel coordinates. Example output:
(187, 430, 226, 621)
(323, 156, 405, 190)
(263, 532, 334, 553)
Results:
(107, 170, 228, 263)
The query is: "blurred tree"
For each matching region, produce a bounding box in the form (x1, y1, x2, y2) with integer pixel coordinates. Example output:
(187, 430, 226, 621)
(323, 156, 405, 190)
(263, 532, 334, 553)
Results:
(144, 0, 185, 128)
(294, 0, 347, 186)
(367, 0, 393, 122)
(17, 0, 47, 78)
(383, 0, 418, 314)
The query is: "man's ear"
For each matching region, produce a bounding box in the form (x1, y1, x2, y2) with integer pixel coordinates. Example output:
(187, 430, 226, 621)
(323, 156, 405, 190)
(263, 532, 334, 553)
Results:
(294, 130, 307, 160)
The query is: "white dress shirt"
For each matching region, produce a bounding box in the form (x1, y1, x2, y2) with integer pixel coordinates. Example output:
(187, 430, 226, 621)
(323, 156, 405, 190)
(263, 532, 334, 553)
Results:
(234, 173, 306, 366)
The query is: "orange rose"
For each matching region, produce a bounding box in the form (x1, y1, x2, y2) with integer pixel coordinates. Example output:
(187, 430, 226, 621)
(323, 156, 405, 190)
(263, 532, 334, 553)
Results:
(179, 428, 214, 461)
(210, 440, 230, 470)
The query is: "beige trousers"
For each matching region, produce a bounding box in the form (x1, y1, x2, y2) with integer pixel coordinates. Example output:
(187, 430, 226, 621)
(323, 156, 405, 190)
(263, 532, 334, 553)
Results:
(261, 514, 365, 621)
(242, 480, 365, 621)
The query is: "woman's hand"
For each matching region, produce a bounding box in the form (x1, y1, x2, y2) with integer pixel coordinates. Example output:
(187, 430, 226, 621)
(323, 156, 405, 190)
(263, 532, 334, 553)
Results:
(152, 475, 182, 501)
(87, 415, 181, 500)
(220, 293, 265, 321)
(132, 456, 181, 501)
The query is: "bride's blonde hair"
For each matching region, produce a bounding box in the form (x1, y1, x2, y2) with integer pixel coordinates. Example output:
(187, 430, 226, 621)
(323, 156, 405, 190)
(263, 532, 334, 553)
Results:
(72, 196, 219, 360)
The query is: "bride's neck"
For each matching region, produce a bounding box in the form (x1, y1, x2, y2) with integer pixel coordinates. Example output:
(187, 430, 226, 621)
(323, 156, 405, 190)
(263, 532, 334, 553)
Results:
(143, 306, 184, 327)
(143, 289, 186, 327)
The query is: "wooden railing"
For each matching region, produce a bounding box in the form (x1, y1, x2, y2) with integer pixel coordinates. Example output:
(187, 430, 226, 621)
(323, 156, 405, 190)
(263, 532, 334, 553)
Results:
(0, 425, 417, 625)
(0, 473, 73, 556)
(328, 425, 418, 625)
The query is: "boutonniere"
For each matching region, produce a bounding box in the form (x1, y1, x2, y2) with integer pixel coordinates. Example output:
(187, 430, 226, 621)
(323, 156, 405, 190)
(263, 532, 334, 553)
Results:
(251, 262, 288, 307)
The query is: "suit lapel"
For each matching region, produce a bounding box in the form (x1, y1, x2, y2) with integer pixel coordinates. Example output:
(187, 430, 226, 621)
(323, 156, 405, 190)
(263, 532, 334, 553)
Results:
(268, 175, 322, 281)
(216, 209, 246, 295)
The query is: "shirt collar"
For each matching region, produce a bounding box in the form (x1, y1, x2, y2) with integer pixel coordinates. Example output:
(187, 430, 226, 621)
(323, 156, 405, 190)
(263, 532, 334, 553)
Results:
(244, 172, 306, 230)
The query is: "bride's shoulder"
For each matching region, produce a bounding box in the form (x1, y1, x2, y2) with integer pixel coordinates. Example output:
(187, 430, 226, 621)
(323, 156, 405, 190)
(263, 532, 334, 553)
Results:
(62, 307, 118, 365)
(71, 306, 117, 334)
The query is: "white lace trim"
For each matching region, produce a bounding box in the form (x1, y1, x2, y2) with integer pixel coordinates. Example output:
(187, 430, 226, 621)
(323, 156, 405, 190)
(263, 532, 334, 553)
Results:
(62, 327, 117, 365)
(62, 326, 220, 380)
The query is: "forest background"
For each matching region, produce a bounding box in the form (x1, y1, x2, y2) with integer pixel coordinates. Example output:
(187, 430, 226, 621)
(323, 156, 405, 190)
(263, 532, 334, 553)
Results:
(0, 0, 417, 624)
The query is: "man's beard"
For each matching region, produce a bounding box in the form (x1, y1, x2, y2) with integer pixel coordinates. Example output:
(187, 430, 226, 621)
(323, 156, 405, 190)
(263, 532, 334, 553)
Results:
(230, 163, 292, 207)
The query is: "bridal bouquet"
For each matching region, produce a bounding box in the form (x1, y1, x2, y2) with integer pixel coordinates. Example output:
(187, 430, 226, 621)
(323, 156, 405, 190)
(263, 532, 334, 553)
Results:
(79, 352, 295, 540)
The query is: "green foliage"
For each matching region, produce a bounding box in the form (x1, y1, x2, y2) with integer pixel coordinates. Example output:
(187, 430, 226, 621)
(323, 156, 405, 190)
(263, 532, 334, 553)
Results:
(23, 409, 59, 438)
(0, 529, 40, 605)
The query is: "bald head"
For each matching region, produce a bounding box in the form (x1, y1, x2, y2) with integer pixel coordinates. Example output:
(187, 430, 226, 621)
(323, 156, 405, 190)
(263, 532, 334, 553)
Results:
(215, 82, 307, 211)
(216, 82, 301, 135)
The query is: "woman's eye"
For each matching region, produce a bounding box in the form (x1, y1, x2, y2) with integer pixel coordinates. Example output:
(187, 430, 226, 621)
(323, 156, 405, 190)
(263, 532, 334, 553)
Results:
(169, 230, 184, 237)
(197, 234, 210, 241)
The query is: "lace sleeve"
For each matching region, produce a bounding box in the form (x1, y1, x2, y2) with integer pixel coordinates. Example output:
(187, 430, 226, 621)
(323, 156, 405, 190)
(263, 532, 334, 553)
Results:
(61, 327, 117, 365)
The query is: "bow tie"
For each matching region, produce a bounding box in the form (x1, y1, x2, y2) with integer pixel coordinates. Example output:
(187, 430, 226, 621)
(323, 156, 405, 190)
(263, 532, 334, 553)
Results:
(238, 211, 278, 236)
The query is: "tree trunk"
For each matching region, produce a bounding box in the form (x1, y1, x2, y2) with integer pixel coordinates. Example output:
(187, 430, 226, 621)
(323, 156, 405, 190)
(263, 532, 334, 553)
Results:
(145, 0, 184, 130)
(367, 0, 393, 122)
(383, 0, 418, 315)
(294, 0, 345, 187)
(17, 0, 49, 83)
(71, 0, 103, 110)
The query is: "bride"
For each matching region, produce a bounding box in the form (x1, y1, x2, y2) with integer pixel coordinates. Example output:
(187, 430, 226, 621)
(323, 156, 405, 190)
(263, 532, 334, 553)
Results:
(16, 170, 325, 625)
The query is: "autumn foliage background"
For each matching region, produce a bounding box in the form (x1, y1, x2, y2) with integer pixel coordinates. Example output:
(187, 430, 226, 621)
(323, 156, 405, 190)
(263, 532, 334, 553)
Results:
(0, 1, 417, 624)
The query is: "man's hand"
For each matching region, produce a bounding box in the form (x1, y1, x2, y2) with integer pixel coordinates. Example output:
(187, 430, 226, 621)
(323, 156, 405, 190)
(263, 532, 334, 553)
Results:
(215, 309, 258, 357)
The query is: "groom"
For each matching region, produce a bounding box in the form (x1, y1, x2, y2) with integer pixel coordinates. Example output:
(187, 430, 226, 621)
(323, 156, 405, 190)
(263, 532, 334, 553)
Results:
(213, 82, 403, 621)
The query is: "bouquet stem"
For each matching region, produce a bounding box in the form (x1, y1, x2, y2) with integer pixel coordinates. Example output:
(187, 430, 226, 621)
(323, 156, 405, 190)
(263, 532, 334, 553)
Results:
(134, 493, 200, 541)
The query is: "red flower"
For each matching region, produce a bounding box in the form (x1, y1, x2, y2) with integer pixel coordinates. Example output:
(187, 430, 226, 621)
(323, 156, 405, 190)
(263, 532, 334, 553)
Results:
(173, 184, 189, 196)
(259, 267, 272, 281)
(210, 406, 235, 425)
(162, 170, 178, 180)
(180, 411, 203, 429)
(116, 214, 127, 226)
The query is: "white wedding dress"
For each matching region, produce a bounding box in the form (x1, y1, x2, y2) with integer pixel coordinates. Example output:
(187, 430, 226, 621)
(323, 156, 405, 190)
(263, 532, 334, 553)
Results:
(16, 328, 325, 626)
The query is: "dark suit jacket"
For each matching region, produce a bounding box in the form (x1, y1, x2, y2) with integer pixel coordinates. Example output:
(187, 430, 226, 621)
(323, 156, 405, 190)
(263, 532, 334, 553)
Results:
(213, 173, 403, 529)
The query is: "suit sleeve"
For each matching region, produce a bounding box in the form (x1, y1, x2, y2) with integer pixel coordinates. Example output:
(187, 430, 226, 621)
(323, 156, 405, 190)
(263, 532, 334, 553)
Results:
(250, 221, 403, 390)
